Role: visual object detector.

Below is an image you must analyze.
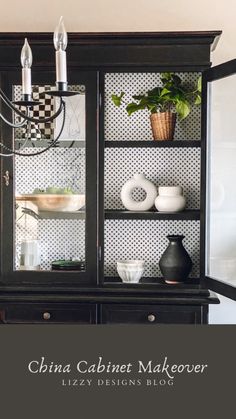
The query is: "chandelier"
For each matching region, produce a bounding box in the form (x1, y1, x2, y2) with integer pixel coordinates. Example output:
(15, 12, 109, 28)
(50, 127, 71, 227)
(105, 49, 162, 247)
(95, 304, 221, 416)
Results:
(0, 17, 78, 157)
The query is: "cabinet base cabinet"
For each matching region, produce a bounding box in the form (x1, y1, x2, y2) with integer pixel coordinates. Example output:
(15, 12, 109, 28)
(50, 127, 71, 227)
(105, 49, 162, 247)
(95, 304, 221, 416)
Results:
(101, 304, 206, 324)
(0, 302, 209, 325)
(0, 303, 97, 324)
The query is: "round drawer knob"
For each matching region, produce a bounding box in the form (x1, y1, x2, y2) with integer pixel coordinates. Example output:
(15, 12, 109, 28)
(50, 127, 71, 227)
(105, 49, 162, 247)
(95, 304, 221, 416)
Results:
(43, 312, 51, 320)
(148, 314, 156, 323)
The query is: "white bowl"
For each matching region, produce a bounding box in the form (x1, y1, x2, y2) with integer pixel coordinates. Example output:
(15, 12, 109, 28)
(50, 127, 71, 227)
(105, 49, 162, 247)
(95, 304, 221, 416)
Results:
(117, 266, 144, 284)
(117, 260, 145, 269)
(16, 194, 85, 212)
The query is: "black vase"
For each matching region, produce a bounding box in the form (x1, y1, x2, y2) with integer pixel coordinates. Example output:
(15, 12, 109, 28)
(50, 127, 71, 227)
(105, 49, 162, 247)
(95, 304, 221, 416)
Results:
(159, 235, 192, 284)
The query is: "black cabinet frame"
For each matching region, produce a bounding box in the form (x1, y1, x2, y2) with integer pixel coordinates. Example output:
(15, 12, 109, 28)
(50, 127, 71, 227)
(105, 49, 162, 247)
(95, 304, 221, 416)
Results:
(201, 59, 236, 301)
(0, 31, 229, 323)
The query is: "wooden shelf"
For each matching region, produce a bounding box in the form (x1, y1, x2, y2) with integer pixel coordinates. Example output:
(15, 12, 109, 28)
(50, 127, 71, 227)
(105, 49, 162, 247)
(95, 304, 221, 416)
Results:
(15, 140, 85, 148)
(105, 140, 201, 148)
(39, 211, 85, 220)
(105, 209, 200, 220)
(103, 277, 205, 293)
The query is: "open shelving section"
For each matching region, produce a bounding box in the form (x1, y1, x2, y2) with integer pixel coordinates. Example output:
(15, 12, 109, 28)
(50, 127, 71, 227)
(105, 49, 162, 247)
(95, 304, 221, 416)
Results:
(103, 71, 202, 284)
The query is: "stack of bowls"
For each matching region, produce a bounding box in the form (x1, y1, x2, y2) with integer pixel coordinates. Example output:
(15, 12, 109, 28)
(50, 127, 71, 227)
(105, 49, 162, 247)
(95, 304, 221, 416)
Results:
(117, 260, 145, 283)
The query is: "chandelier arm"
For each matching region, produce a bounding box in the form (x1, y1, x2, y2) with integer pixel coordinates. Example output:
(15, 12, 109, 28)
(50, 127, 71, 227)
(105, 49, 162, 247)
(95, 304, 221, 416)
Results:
(0, 88, 64, 124)
(0, 111, 27, 128)
(0, 100, 66, 157)
(0, 93, 28, 127)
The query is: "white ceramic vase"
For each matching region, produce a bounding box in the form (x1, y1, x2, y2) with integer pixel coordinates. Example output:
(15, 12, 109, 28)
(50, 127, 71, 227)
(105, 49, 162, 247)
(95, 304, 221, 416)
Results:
(155, 186, 186, 212)
(121, 174, 157, 211)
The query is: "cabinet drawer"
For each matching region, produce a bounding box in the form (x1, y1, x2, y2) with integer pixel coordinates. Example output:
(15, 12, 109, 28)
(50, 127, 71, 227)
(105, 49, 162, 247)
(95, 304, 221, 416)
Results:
(101, 304, 202, 324)
(3, 303, 97, 324)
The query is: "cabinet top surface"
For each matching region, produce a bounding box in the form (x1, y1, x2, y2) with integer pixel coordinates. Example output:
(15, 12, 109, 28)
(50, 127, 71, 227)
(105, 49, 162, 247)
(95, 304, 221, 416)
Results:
(0, 30, 222, 44)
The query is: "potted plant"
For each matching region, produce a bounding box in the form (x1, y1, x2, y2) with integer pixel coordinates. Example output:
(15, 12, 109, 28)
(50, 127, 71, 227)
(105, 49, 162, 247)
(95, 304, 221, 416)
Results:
(111, 73, 201, 141)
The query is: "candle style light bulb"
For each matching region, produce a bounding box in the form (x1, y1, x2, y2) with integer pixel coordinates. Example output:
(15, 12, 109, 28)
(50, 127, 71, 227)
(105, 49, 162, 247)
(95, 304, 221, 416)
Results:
(21, 38, 33, 96)
(54, 16, 68, 51)
(54, 16, 68, 85)
(21, 38, 33, 68)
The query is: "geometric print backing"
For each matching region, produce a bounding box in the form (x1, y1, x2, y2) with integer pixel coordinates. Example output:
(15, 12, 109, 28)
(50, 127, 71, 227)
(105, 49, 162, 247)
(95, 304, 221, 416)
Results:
(38, 219, 85, 271)
(104, 72, 201, 141)
(104, 220, 200, 278)
(15, 147, 85, 194)
(14, 146, 86, 271)
(15, 219, 85, 271)
(104, 147, 201, 209)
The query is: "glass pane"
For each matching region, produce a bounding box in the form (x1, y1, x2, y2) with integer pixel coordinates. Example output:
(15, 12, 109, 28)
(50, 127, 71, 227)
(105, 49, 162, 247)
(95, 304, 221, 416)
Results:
(14, 84, 86, 272)
(206, 74, 236, 286)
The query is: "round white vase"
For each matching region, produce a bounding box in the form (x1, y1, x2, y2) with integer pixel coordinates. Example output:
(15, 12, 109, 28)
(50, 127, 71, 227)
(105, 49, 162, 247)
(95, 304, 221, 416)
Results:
(155, 186, 186, 212)
(121, 174, 157, 211)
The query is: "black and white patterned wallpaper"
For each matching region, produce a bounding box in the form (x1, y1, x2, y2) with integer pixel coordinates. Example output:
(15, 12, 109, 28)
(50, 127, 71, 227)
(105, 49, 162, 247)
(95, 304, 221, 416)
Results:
(104, 148, 200, 210)
(15, 147, 85, 194)
(15, 145, 86, 270)
(104, 220, 200, 278)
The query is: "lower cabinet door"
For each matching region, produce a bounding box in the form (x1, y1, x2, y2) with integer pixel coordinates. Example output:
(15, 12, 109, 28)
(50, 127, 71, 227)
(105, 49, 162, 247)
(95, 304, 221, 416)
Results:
(101, 304, 203, 324)
(2, 303, 97, 324)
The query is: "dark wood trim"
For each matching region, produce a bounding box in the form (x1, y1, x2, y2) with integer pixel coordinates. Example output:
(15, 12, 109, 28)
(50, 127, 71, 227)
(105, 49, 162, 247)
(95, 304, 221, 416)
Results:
(0, 291, 219, 305)
(0, 31, 221, 70)
(201, 305, 209, 324)
(205, 277, 236, 301)
(105, 209, 200, 220)
(105, 140, 201, 148)
(201, 61, 236, 301)
(98, 72, 105, 283)
(0, 31, 222, 45)
(203, 58, 236, 81)
(200, 68, 208, 281)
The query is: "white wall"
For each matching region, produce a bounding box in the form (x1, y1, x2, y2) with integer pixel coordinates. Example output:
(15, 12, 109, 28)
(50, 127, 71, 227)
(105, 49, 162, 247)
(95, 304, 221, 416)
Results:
(1, 0, 236, 322)
(0, 0, 236, 65)
(210, 295, 236, 324)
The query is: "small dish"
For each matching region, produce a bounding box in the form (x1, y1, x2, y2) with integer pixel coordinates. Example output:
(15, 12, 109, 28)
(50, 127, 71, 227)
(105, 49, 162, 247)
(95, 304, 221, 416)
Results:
(117, 260, 145, 283)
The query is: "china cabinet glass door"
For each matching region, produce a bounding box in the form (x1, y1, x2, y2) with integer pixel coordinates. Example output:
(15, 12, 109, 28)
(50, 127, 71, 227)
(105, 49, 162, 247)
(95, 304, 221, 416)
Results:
(0, 71, 98, 284)
(204, 60, 236, 300)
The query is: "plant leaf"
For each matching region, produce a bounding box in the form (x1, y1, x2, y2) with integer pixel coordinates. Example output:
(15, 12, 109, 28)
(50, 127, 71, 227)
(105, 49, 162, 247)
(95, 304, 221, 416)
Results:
(176, 100, 191, 120)
(132, 94, 146, 100)
(126, 102, 146, 116)
(160, 87, 171, 97)
(111, 92, 125, 107)
(197, 77, 202, 92)
(195, 94, 201, 105)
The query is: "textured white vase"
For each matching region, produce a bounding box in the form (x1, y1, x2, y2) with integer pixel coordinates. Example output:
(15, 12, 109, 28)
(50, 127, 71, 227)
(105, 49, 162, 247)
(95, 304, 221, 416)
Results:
(121, 174, 157, 211)
(155, 186, 186, 212)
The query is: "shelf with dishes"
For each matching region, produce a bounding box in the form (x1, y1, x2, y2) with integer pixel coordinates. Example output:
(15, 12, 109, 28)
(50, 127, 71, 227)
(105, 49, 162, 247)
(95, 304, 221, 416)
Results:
(16, 192, 86, 220)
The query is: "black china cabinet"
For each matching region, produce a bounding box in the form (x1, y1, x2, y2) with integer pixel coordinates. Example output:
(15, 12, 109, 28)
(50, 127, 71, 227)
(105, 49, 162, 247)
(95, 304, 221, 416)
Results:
(0, 30, 235, 324)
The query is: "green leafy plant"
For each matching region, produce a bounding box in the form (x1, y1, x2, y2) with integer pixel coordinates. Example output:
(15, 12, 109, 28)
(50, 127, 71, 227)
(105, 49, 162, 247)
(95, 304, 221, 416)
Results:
(112, 73, 201, 120)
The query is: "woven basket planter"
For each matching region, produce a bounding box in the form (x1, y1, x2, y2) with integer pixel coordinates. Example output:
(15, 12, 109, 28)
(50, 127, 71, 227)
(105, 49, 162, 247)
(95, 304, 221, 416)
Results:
(150, 111, 177, 141)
